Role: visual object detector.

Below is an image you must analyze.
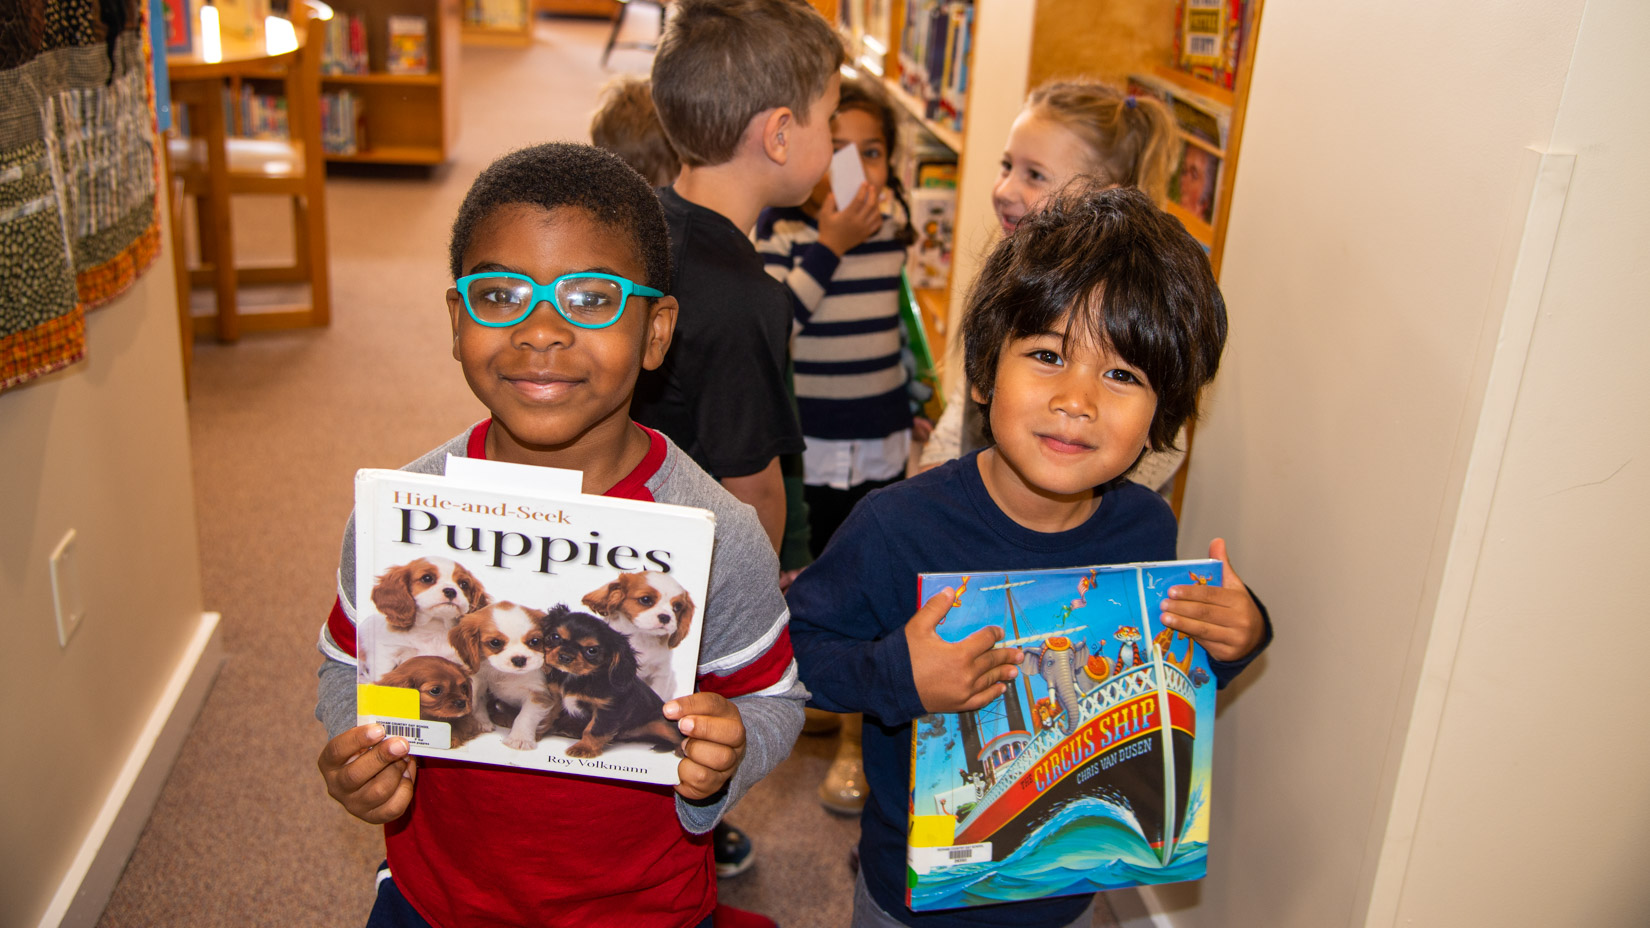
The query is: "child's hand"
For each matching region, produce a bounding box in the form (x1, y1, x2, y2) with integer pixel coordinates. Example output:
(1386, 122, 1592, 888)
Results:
(318, 723, 417, 824)
(906, 587, 1023, 713)
(817, 182, 884, 256)
(911, 416, 934, 443)
(1161, 538, 1265, 662)
(664, 693, 746, 802)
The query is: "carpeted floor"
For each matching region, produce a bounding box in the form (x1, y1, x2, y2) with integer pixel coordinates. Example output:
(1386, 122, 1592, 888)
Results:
(95, 16, 1119, 927)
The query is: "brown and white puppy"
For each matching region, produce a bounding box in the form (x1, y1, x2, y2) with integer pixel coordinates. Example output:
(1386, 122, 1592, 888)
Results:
(538, 605, 684, 759)
(450, 602, 554, 751)
(375, 655, 489, 748)
(581, 571, 695, 699)
(366, 556, 489, 677)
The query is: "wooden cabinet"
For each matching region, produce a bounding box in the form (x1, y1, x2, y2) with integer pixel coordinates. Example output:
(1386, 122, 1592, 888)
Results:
(322, 0, 462, 165)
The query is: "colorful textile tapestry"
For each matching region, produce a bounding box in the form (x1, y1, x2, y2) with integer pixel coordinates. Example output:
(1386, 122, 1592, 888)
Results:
(1, 0, 161, 392)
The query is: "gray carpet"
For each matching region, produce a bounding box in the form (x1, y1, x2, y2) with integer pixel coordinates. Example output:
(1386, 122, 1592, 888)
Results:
(97, 17, 1117, 928)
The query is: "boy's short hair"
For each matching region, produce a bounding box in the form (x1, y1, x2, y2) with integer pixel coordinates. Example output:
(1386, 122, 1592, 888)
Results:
(448, 142, 672, 294)
(590, 76, 681, 188)
(962, 184, 1227, 452)
(651, 0, 843, 168)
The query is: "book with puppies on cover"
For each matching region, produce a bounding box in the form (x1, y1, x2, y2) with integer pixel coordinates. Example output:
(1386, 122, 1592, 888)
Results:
(907, 559, 1220, 911)
(353, 456, 714, 786)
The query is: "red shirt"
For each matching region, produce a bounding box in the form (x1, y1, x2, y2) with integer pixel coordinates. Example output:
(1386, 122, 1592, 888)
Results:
(329, 422, 721, 927)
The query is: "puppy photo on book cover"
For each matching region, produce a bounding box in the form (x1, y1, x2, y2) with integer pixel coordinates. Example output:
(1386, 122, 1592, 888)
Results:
(353, 467, 714, 786)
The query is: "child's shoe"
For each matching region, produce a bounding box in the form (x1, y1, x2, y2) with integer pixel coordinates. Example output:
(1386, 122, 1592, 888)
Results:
(817, 713, 866, 815)
(713, 821, 756, 878)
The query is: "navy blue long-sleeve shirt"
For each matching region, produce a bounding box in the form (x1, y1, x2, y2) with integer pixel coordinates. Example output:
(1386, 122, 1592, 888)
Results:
(787, 451, 1270, 927)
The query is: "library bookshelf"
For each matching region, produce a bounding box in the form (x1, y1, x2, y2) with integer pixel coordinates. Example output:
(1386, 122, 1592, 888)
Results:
(839, 0, 1265, 511)
(320, 0, 461, 165)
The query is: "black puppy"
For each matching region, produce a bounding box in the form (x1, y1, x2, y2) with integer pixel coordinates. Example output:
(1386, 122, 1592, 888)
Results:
(537, 605, 684, 757)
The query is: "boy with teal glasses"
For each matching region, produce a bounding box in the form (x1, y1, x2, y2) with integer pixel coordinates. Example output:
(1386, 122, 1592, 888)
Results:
(313, 143, 807, 928)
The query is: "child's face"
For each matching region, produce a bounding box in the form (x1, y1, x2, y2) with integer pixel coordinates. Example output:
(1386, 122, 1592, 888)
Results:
(973, 318, 1156, 503)
(778, 73, 842, 207)
(446, 204, 675, 461)
(992, 109, 1097, 236)
(805, 106, 890, 212)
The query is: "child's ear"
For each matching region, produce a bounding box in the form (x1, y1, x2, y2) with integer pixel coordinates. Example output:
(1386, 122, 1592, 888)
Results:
(641, 296, 677, 371)
(446, 288, 466, 359)
(969, 383, 990, 405)
(759, 107, 794, 166)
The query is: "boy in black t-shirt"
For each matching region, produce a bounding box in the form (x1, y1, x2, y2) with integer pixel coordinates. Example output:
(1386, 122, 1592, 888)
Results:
(631, 0, 843, 558)
(629, 0, 846, 878)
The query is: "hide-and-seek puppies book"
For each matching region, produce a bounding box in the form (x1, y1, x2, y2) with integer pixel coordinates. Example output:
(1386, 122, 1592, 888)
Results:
(353, 456, 714, 786)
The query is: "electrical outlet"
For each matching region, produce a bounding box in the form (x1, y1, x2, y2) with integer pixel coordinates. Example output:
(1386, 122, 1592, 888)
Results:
(50, 529, 86, 648)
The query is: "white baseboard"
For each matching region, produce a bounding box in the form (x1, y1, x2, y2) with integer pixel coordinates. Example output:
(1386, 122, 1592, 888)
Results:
(1110, 886, 1178, 928)
(36, 612, 225, 928)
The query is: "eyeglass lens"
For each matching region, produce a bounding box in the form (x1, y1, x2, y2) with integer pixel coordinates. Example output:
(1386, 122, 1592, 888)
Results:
(464, 276, 627, 327)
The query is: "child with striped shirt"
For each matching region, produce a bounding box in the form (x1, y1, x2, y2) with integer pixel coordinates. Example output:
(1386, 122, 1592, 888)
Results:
(755, 76, 924, 554)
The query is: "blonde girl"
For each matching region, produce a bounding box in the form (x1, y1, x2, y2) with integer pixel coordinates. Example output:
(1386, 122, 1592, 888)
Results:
(919, 79, 1187, 489)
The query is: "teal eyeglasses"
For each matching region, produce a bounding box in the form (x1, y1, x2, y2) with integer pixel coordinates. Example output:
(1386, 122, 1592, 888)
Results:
(454, 272, 664, 329)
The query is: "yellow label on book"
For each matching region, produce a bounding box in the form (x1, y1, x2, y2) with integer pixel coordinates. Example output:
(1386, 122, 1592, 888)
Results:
(909, 815, 957, 848)
(358, 683, 419, 719)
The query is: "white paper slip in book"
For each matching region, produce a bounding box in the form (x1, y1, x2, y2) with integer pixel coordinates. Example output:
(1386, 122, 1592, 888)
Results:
(830, 142, 867, 206)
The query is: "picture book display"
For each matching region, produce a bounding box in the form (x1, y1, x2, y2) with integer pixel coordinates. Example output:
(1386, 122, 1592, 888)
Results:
(908, 560, 1221, 911)
(354, 457, 715, 786)
(385, 15, 429, 75)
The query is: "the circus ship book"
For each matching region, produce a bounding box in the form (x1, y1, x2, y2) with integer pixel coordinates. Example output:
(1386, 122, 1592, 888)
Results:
(907, 559, 1221, 911)
(353, 456, 714, 786)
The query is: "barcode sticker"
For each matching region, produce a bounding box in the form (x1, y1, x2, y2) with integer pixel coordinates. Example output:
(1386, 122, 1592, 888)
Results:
(359, 715, 451, 750)
(908, 842, 992, 875)
(1187, 35, 1217, 57)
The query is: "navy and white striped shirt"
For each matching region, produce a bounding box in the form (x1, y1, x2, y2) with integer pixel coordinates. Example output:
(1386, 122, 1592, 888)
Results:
(755, 207, 911, 444)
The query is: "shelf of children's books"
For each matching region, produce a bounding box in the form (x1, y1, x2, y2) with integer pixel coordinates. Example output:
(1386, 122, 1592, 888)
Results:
(1149, 63, 1236, 111)
(882, 77, 963, 152)
(325, 144, 446, 165)
(321, 72, 441, 86)
(1163, 200, 1213, 248)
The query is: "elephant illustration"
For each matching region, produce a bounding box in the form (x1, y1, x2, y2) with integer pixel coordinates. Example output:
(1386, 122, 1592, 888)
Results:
(1023, 636, 1107, 733)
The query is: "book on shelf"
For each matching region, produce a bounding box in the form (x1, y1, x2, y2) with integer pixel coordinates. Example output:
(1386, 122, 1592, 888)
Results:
(320, 13, 369, 75)
(1174, 0, 1247, 91)
(894, 122, 957, 289)
(1126, 71, 1232, 151)
(385, 15, 430, 75)
(321, 89, 365, 155)
(897, 0, 973, 134)
(353, 457, 715, 786)
(1169, 142, 1220, 226)
(234, 86, 289, 139)
(907, 559, 1221, 912)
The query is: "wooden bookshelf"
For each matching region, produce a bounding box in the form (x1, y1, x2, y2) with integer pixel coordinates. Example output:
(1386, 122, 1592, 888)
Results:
(320, 0, 461, 165)
(462, 0, 532, 44)
(843, 0, 1266, 511)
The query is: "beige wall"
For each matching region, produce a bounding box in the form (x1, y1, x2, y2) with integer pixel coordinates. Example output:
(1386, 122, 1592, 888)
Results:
(1, 223, 205, 926)
(1162, 0, 1650, 925)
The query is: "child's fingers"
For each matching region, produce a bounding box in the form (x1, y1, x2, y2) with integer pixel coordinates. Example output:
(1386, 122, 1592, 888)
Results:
(663, 691, 730, 720)
(1207, 537, 1248, 591)
(675, 759, 731, 800)
(680, 735, 741, 774)
(910, 587, 957, 636)
(319, 723, 387, 770)
(324, 732, 409, 792)
(970, 660, 1018, 695)
(958, 623, 1005, 654)
(955, 682, 1008, 713)
(677, 711, 746, 750)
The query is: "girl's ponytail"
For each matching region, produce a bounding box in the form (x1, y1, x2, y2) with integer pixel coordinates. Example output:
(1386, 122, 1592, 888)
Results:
(1027, 80, 1178, 207)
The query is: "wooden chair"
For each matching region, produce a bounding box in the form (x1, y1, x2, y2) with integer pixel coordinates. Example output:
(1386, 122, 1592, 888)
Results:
(167, 21, 330, 342)
(601, 0, 668, 66)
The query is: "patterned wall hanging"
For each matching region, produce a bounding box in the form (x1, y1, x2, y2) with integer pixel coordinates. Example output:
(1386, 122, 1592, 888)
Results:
(1, 0, 161, 392)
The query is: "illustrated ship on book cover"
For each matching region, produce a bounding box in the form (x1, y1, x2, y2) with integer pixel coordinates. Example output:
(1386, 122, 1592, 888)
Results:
(908, 560, 1220, 911)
